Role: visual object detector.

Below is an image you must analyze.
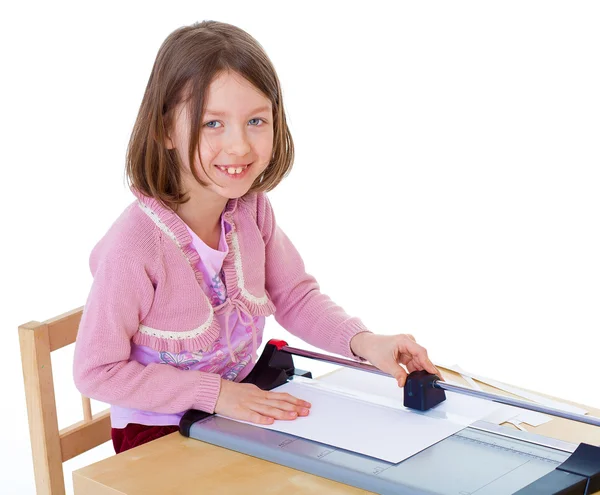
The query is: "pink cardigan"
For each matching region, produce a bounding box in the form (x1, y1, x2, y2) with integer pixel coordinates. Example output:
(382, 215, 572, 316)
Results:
(73, 189, 370, 415)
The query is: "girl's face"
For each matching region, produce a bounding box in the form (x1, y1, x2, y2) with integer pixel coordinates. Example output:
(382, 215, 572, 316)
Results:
(167, 70, 274, 200)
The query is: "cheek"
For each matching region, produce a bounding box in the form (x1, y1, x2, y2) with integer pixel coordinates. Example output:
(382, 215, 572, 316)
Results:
(197, 137, 219, 170)
(257, 131, 274, 161)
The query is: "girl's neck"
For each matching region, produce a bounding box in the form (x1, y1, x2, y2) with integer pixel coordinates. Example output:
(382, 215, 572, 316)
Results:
(175, 188, 229, 245)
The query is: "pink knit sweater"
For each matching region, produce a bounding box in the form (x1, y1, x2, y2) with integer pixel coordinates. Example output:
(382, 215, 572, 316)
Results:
(73, 189, 370, 415)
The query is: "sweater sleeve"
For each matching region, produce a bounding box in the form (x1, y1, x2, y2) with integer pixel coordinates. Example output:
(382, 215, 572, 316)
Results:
(73, 249, 221, 414)
(257, 193, 372, 359)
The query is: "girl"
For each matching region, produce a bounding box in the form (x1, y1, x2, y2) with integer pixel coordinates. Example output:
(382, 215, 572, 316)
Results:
(73, 20, 439, 454)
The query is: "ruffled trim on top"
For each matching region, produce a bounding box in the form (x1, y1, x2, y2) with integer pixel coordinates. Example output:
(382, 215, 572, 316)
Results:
(131, 319, 221, 353)
(132, 189, 275, 317)
(134, 195, 203, 290)
(132, 188, 241, 290)
(221, 224, 276, 317)
(130, 188, 275, 351)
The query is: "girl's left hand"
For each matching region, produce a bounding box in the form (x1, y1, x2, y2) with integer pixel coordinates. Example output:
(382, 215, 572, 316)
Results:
(350, 332, 441, 387)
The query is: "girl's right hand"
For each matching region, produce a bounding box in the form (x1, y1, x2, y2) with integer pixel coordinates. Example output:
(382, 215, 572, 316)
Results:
(214, 379, 311, 425)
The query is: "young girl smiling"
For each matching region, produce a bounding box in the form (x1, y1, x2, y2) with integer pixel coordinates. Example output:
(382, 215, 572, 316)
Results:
(73, 20, 439, 454)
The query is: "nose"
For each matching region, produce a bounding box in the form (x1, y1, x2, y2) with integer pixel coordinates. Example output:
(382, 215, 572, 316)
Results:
(223, 125, 251, 156)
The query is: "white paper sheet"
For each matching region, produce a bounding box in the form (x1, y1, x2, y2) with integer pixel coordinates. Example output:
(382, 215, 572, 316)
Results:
(320, 368, 502, 425)
(482, 406, 524, 425)
(452, 364, 483, 390)
(514, 410, 552, 427)
(437, 363, 587, 416)
(481, 404, 551, 427)
(231, 378, 467, 463)
(320, 368, 551, 428)
(222, 370, 506, 463)
(450, 365, 551, 427)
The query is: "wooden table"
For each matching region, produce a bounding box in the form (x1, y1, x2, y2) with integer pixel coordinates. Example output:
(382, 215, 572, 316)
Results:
(73, 369, 600, 494)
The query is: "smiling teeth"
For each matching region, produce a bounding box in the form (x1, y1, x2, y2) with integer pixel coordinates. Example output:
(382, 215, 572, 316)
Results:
(219, 166, 246, 174)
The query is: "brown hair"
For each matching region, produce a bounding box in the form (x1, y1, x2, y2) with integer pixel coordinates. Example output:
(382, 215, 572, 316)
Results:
(125, 20, 294, 208)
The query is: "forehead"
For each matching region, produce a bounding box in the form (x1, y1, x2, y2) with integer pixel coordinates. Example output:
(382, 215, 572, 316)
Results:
(204, 71, 272, 115)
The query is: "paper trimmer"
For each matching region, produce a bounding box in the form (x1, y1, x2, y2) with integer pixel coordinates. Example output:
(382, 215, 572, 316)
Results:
(180, 340, 600, 494)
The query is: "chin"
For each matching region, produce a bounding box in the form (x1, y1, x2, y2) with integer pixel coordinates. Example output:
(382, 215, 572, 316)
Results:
(218, 185, 255, 200)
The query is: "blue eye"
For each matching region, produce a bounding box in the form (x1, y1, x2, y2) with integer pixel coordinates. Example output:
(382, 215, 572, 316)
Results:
(205, 121, 222, 128)
(249, 118, 264, 126)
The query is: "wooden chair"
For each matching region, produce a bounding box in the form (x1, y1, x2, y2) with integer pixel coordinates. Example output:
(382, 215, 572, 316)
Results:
(19, 307, 111, 495)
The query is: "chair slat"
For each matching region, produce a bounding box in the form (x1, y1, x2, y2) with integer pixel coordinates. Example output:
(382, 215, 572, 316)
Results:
(60, 409, 111, 462)
(19, 322, 66, 495)
(82, 396, 93, 421)
(20, 307, 115, 494)
(46, 307, 84, 352)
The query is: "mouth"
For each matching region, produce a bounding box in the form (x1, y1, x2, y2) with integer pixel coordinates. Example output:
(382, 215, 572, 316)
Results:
(214, 163, 252, 180)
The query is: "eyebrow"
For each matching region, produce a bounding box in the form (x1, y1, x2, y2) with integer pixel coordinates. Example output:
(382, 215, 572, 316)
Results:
(204, 105, 272, 117)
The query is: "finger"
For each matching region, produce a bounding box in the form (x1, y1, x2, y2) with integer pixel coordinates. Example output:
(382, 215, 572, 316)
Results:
(412, 354, 439, 376)
(398, 351, 428, 371)
(243, 410, 275, 425)
(249, 403, 303, 421)
(265, 392, 311, 408)
(257, 399, 311, 416)
(418, 354, 440, 375)
(406, 361, 418, 373)
(406, 334, 416, 342)
(403, 353, 441, 377)
(398, 353, 414, 366)
(390, 363, 408, 387)
(402, 339, 439, 375)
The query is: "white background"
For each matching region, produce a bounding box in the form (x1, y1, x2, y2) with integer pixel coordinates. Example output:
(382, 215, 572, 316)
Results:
(2, 1, 599, 493)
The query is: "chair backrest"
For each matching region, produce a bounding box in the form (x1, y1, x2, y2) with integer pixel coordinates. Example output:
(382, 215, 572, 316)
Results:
(19, 307, 111, 495)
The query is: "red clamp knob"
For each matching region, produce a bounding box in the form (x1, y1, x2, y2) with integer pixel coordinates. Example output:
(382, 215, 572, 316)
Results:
(268, 339, 288, 350)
